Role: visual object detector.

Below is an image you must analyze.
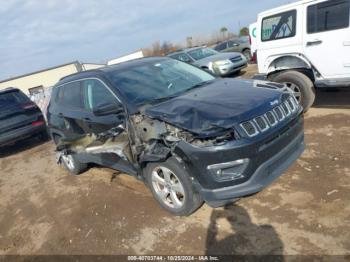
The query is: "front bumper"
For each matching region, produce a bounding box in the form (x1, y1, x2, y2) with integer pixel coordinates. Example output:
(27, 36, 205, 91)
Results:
(174, 114, 304, 207)
(214, 61, 247, 76)
(0, 124, 46, 147)
(200, 132, 304, 207)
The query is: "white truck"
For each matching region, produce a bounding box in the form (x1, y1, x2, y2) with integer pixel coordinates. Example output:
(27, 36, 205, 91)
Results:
(253, 0, 350, 110)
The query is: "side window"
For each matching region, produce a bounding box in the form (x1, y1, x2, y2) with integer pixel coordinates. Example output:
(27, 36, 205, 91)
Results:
(262, 10, 297, 41)
(60, 82, 83, 109)
(307, 0, 350, 34)
(214, 43, 227, 51)
(82, 79, 119, 112)
(227, 41, 239, 48)
(170, 53, 192, 63)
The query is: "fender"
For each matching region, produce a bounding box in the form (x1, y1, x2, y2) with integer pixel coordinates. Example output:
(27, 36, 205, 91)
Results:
(266, 53, 315, 75)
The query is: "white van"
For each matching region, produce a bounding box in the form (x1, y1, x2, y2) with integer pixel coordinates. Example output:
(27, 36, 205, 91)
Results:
(254, 0, 350, 110)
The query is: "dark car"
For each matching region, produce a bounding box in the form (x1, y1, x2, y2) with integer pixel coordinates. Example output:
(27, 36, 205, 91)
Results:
(213, 37, 252, 61)
(0, 88, 48, 147)
(47, 57, 304, 216)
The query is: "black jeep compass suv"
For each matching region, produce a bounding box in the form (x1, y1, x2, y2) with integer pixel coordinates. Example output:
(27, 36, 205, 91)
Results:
(47, 57, 304, 216)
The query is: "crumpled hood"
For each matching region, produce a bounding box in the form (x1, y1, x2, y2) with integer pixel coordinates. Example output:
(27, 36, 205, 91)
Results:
(145, 78, 286, 138)
(193, 52, 242, 67)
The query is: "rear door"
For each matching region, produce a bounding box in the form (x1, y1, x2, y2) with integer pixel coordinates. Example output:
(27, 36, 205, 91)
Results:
(55, 81, 87, 140)
(303, 0, 350, 78)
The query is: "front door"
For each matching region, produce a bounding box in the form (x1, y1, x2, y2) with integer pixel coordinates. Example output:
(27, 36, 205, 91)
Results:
(303, 0, 350, 78)
(78, 78, 136, 175)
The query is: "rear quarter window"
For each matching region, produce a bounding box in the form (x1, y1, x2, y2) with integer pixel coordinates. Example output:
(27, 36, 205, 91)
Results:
(261, 10, 297, 41)
(307, 0, 350, 34)
(58, 81, 83, 109)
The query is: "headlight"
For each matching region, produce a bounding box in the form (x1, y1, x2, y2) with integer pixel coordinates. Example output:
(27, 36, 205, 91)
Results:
(213, 59, 231, 66)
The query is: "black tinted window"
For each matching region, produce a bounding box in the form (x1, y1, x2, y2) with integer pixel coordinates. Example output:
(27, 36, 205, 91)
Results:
(0, 91, 29, 109)
(82, 79, 118, 111)
(214, 43, 227, 51)
(170, 53, 192, 63)
(61, 82, 83, 108)
(307, 0, 350, 33)
(262, 10, 297, 41)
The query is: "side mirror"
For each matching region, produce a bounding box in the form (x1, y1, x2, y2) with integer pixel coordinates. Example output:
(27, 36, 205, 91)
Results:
(93, 103, 124, 116)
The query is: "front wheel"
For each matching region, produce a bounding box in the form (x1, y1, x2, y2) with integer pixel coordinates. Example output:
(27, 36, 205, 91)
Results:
(272, 70, 315, 112)
(145, 157, 203, 216)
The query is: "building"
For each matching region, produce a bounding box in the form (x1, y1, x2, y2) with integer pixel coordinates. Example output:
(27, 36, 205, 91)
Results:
(107, 50, 144, 66)
(0, 61, 105, 96)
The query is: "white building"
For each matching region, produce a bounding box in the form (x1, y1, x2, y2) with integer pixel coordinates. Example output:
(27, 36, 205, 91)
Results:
(107, 50, 144, 66)
(0, 61, 105, 96)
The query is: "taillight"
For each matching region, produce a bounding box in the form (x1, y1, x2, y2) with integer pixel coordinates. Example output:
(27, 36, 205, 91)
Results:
(22, 103, 36, 110)
(31, 121, 44, 127)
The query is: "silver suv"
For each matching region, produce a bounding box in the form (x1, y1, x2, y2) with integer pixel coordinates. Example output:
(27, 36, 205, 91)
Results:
(167, 47, 247, 76)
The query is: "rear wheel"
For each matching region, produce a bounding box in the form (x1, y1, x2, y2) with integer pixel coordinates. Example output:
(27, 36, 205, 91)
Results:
(145, 157, 203, 216)
(53, 135, 87, 175)
(272, 70, 315, 112)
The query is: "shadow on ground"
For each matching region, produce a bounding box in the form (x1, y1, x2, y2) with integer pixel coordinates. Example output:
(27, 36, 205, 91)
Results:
(313, 88, 350, 110)
(206, 205, 284, 257)
(0, 136, 49, 158)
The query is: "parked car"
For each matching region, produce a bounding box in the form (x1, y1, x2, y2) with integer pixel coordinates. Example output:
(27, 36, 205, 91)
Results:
(167, 47, 247, 76)
(47, 57, 304, 216)
(0, 88, 48, 147)
(253, 0, 350, 111)
(213, 37, 252, 61)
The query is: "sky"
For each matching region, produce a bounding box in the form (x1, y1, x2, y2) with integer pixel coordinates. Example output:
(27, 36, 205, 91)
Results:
(0, 0, 292, 80)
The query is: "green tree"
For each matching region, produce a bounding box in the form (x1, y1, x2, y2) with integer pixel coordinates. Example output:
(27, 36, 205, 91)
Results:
(239, 27, 249, 36)
(220, 27, 228, 39)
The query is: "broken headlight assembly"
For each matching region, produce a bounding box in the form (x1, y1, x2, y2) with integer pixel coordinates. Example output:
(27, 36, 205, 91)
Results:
(207, 158, 249, 182)
(165, 123, 239, 147)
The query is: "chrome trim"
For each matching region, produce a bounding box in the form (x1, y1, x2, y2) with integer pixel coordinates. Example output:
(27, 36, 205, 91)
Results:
(274, 106, 285, 121)
(207, 158, 249, 170)
(282, 102, 291, 116)
(55, 77, 122, 103)
(265, 111, 278, 126)
(240, 121, 259, 137)
(253, 116, 269, 132)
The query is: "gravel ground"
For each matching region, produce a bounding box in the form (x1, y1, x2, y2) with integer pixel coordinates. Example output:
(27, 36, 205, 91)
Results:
(0, 65, 349, 256)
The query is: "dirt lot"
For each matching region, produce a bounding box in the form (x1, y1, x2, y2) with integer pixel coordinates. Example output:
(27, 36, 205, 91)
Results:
(0, 65, 349, 255)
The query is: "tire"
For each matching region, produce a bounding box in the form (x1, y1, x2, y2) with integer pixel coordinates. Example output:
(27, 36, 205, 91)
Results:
(144, 157, 203, 216)
(272, 70, 315, 112)
(53, 135, 87, 176)
(39, 129, 50, 142)
(60, 153, 88, 176)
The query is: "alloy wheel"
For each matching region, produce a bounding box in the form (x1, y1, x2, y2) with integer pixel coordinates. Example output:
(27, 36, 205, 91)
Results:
(151, 166, 185, 209)
(284, 82, 302, 102)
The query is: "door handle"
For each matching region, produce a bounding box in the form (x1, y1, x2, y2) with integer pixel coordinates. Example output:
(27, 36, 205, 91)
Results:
(83, 117, 92, 122)
(306, 40, 322, 46)
(58, 113, 63, 117)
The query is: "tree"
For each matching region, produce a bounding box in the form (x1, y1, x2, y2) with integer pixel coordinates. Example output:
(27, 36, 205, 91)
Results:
(220, 27, 228, 39)
(239, 27, 249, 36)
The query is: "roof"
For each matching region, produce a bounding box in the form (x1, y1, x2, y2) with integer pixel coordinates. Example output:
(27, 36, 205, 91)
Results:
(258, 0, 318, 16)
(57, 56, 169, 85)
(167, 46, 206, 56)
(0, 61, 81, 84)
(0, 87, 20, 94)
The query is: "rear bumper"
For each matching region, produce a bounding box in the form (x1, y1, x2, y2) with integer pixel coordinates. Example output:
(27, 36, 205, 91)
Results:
(0, 124, 46, 146)
(199, 132, 304, 207)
